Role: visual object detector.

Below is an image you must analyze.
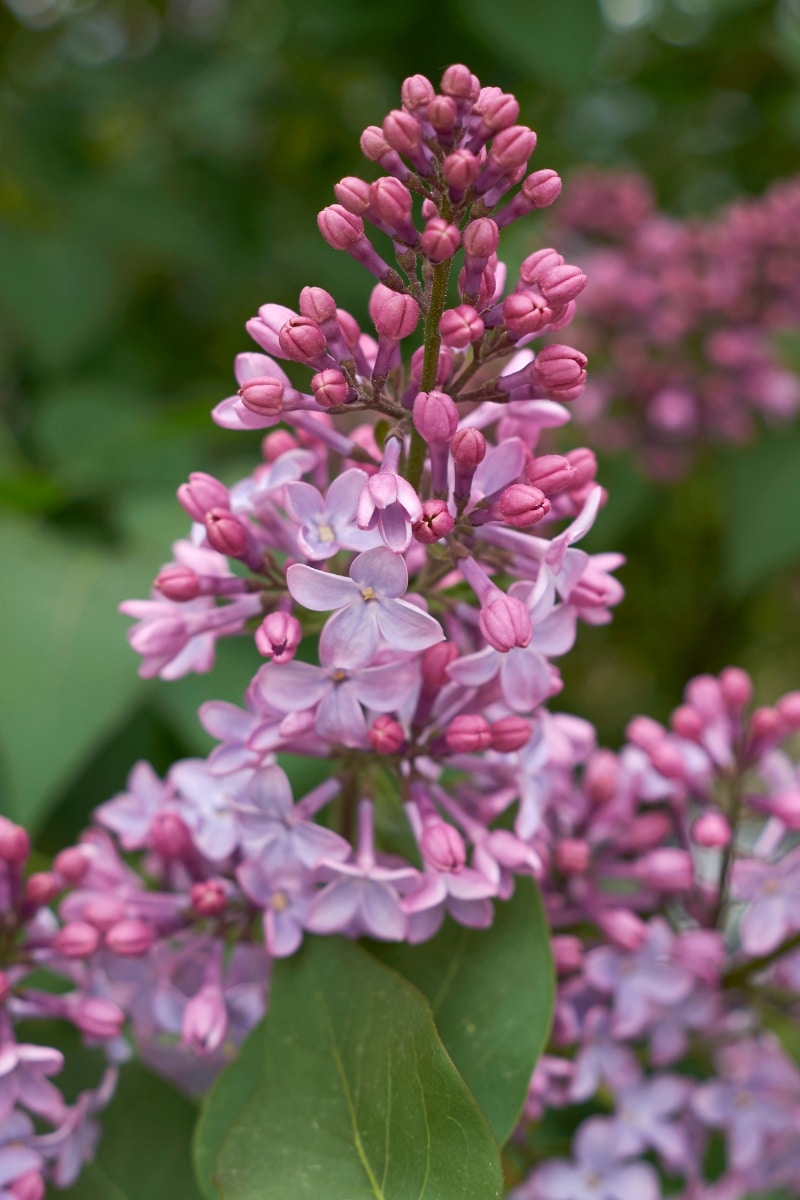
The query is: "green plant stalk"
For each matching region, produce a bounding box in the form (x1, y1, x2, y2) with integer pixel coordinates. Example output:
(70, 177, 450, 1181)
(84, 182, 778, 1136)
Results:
(405, 259, 452, 490)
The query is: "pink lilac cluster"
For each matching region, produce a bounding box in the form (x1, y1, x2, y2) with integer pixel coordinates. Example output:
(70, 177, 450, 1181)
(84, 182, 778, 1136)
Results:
(552, 169, 800, 477)
(508, 668, 800, 1199)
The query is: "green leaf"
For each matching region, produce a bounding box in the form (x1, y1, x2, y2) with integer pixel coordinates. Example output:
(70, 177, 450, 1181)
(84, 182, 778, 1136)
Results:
(371, 878, 554, 1145)
(720, 426, 800, 593)
(193, 936, 504, 1200)
(461, 0, 603, 89)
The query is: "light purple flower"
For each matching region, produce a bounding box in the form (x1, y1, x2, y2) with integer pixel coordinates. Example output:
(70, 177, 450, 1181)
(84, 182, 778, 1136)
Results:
(356, 440, 422, 553)
(233, 769, 349, 872)
(0, 1036, 64, 1125)
(0, 1112, 41, 1193)
(168, 759, 250, 861)
(533, 1116, 660, 1200)
(284, 469, 381, 559)
(731, 845, 800, 955)
(612, 1075, 693, 1172)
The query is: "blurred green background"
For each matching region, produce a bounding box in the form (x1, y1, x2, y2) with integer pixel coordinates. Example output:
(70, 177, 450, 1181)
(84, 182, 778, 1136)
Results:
(2, 0, 800, 847)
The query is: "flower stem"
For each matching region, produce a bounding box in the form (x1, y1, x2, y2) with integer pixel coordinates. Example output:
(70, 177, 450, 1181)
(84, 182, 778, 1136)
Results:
(723, 929, 800, 988)
(405, 259, 452, 491)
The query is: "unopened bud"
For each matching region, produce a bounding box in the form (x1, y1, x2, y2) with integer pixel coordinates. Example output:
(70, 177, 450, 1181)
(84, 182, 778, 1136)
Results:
(443, 149, 481, 192)
(540, 263, 587, 307)
(299, 285, 339, 323)
(401, 73, 435, 111)
(527, 454, 575, 496)
(317, 204, 364, 250)
(368, 715, 405, 755)
(502, 290, 551, 336)
(150, 811, 192, 859)
(555, 839, 590, 874)
(778, 691, 800, 731)
(490, 715, 532, 752)
(584, 749, 619, 805)
(413, 499, 454, 544)
(475, 87, 519, 131)
(24, 872, 59, 907)
(693, 812, 731, 848)
(636, 849, 693, 893)
(440, 63, 479, 100)
(489, 125, 537, 171)
(255, 612, 302, 663)
(333, 176, 371, 214)
(534, 344, 587, 399)
(191, 879, 227, 917)
(419, 218, 461, 263)
(73, 996, 125, 1040)
(596, 908, 647, 951)
(382, 109, 422, 156)
(54, 921, 100, 959)
(54, 847, 89, 884)
(238, 375, 284, 416)
(671, 704, 705, 741)
(420, 820, 467, 872)
(106, 918, 155, 957)
(551, 935, 582, 974)
(451, 427, 486, 470)
(463, 218, 499, 259)
(156, 564, 201, 601)
(369, 283, 420, 339)
(446, 714, 492, 754)
(83, 897, 125, 931)
(427, 94, 458, 133)
(479, 594, 532, 651)
(177, 472, 230, 522)
(413, 390, 458, 443)
(565, 447, 597, 488)
(522, 169, 562, 208)
(0, 818, 30, 865)
(311, 368, 350, 408)
(205, 508, 248, 558)
(499, 484, 550, 528)
(278, 316, 326, 364)
(421, 642, 459, 692)
(10, 1171, 45, 1200)
(439, 305, 484, 348)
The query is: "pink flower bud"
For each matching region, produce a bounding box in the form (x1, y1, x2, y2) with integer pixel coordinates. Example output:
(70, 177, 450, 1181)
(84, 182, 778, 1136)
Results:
(565, 447, 597, 488)
(719, 666, 753, 711)
(522, 169, 562, 208)
(54, 846, 89, 883)
(555, 838, 590, 874)
(752, 790, 800, 827)
(311, 368, 350, 408)
(451, 427, 487, 470)
(489, 125, 537, 171)
(410, 344, 454, 386)
(649, 740, 686, 780)
(778, 691, 800, 730)
(475, 87, 519, 131)
(479, 594, 532, 651)
(499, 483, 550, 528)
(527, 454, 576, 495)
(317, 204, 365, 249)
(368, 715, 405, 755)
(446, 714, 492, 754)
(421, 642, 459, 692)
(369, 284, 420, 339)
(413, 499, 455, 544)
(262, 430, 299, 460)
(151, 811, 192, 859)
(596, 908, 647, 951)
(439, 305, 484, 348)
(402, 73, 435, 110)
(183, 984, 227, 1054)
(370, 175, 414, 224)
(0, 971, 9, 1003)
(626, 715, 666, 752)
(106, 918, 155, 957)
(278, 316, 327, 364)
(551, 935, 583, 974)
(191, 878, 227, 917)
(749, 706, 785, 748)
(382, 109, 422, 155)
(584, 749, 619, 805)
(155, 564, 201, 601)
(255, 612, 302, 663)
(443, 149, 481, 192)
(413, 390, 458, 443)
(238, 375, 285, 416)
(54, 921, 100, 959)
(463, 218, 499, 258)
(73, 996, 125, 1040)
(636, 849, 694, 893)
(441, 63, 479, 100)
(540, 263, 587, 306)
(520, 247, 563, 285)
(0, 817, 30, 865)
(693, 812, 731, 848)
(427, 94, 458, 132)
(24, 872, 59, 907)
(333, 176, 371, 214)
(489, 715, 532, 752)
(534, 344, 587, 398)
(420, 820, 467, 871)
(502, 290, 551, 336)
(84, 896, 125, 931)
(177, 471, 230, 522)
(10, 1171, 45, 1200)
(624, 812, 674, 852)
(299, 285, 339, 323)
(205, 508, 248, 558)
(419, 217, 461, 263)
(671, 704, 705, 740)
(686, 675, 724, 718)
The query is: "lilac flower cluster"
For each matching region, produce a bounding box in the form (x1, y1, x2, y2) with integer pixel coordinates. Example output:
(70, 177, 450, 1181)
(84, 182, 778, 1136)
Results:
(509, 668, 800, 1199)
(553, 170, 800, 476)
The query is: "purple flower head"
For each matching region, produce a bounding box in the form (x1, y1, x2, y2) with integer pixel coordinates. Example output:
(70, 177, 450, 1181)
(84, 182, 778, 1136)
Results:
(532, 1116, 660, 1200)
(284, 468, 382, 560)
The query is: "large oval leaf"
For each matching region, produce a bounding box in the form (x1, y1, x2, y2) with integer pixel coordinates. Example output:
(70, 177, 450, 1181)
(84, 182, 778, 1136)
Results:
(193, 936, 503, 1200)
(372, 878, 554, 1145)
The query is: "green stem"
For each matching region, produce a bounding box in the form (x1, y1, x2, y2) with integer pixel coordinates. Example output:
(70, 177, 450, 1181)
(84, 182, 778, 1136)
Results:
(724, 930, 800, 988)
(405, 258, 452, 491)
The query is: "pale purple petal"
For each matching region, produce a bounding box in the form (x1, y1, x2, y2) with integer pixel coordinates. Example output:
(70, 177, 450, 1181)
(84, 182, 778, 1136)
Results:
(246, 306, 297, 357)
(352, 659, 419, 711)
(375, 599, 444, 653)
(320, 604, 379, 668)
(287, 564, 359, 611)
(326, 468, 369, 514)
(284, 481, 325, 525)
(350, 546, 408, 597)
(534, 1161, 581, 1200)
(255, 661, 329, 712)
(305, 879, 361, 933)
(234, 350, 291, 385)
(607, 1162, 660, 1200)
(315, 683, 368, 746)
(501, 648, 553, 712)
(532, 606, 577, 656)
(740, 894, 789, 954)
(447, 646, 498, 687)
(379, 504, 413, 552)
(359, 881, 408, 940)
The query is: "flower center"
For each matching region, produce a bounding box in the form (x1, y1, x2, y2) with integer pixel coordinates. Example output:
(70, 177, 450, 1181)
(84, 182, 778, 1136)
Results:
(361, 586, 377, 601)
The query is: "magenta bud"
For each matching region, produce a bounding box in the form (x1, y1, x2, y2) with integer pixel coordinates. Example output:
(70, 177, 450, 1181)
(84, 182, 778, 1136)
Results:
(565, 447, 597, 488)
(382, 108, 422, 155)
(419, 217, 461, 263)
(636, 849, 693, 893)
(0, 971, 9, 1004)
(649, 741, 686, 780)
(686, 675, 724, 717)
(413, 499, 455, 544)
(106, 918, 155, 957)
(191, 879, 227, 917)
(499, 484, 550, 528)
(719, 666, 753, 711)
(670, 705, 705, 740)
(402, 73, 435, 111)
(54, 921, 100, 959)
(359, 125, 392, 161)
(413, 390, 458, 443)
(451, 427, 487, 470)
(749, 706, 785, 746)
(370, 176, 413, 223)
(540, 263, 587, 307)
(624, 813, 673, 852)
(73, 996, 125, 1040)
(155, 564, 201, 602)
(502, 290, 551, 336)
(10, 1171, 45, 1200)
(311, 368, 350, 409)
(420, 820, 467, 872)
(490, 715, 532, 752)
(489, 124, 537, 171)
(318, 204, 365, 249)
(278, 316, 327, 364)
(368, 715, 405, 755)
(333, 176, 371, 214)
(421, 642, 459, 692)
(369, 283, 420, 339)
(177, 471, 230, 522)
(534, 344, 587, 397)
(522, 169, 562, 208)
(626, 715, 666, 752)
(24, 872, 59, 907)
(84, 897, 125, 931)
(551, 935, 583, 975)
(440, 63, 479, 101)
(299, 285, 339, 324)
(693, 812, 731, 848)
(427, 94, 458, 132)
(239, 375, 285, 416)
(205, 508, 248, 559)
(446, 714, 492, 754)
(527, 454, 576, 496)
(183, 984, 227, 1055)
(778, 691, 800, 730)
(520, 247, 563, 285)
(54, 847, 89, 884)
(262, 430, 299, 460)
(584, 749, 620, 805)
(596, 908, 648, 951)
(443, 149, 481, 191)
(475, 86, 520, 131)
(255, 612, 302, 663)
(151, 811, 192, 859)
(0, 817, 30, 865)
(555, 838, 590, 874)
(439, 305, 484, 349)
(463, 218, 499, 258)
(479, 594, 532, 651)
